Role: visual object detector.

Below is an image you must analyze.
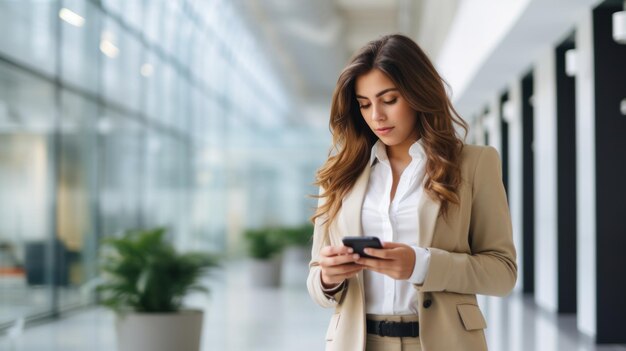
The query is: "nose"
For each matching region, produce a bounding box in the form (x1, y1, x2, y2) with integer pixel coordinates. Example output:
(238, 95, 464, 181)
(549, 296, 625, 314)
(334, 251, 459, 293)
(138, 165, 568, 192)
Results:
(371, 104, 385, 121)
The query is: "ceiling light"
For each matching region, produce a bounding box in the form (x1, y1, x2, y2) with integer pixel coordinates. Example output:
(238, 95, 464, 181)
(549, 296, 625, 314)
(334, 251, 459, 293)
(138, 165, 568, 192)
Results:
(59, 8, 85, 27)
(140, 63, 154, 77)
(502, 100, 515, 122)
(100, 32, 119, 58)
(565, 49, 577, 77)
(614, 10, 626, 44)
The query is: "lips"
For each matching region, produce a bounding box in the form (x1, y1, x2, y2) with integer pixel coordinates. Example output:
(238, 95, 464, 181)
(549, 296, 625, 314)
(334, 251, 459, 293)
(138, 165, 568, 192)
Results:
(375, 127, 394, 135)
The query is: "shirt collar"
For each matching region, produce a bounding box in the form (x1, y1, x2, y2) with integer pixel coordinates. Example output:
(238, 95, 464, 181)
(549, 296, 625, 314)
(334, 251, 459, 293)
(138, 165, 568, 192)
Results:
(369, 139, 425, 166)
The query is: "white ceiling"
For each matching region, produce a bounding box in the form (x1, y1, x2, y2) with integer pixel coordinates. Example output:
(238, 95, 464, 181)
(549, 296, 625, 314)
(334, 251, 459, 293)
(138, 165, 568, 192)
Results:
(231, 0, 617, 130)
(232, 0, 459, 126)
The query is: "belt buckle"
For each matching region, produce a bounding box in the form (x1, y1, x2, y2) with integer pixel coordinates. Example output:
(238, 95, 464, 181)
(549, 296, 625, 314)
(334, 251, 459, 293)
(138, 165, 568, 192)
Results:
(378, 320, 389, 337)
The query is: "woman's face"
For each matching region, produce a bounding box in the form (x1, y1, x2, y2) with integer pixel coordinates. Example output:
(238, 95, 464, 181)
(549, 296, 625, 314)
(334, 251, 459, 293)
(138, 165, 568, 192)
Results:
(355, 69, 419, 149)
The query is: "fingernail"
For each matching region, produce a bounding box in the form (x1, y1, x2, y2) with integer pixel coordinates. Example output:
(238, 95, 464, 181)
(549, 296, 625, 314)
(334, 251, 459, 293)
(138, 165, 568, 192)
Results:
(347, 247, 354, 253)
(363, 248, 370, 254)
(353, 254, 360, 260)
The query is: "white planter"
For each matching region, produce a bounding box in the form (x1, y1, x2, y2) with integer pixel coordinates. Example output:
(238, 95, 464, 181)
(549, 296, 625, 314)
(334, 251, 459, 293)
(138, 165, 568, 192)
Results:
(283, 246, 309, 265)
(249, 256, 282, 287)
(281, 246, 310, 287)
(116, 310, 203, 351)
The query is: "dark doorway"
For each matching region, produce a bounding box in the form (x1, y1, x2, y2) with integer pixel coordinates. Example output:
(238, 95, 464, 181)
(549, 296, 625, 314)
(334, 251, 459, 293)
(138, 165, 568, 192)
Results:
(499, 92, 510, 195)
(592, 0, 626, 343)
(555, 33, 578, 314)
(521, 71, 535, 295)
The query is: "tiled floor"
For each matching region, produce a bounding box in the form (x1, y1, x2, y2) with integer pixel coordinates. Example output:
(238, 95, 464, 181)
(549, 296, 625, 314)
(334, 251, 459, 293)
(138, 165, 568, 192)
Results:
(1, 259, 625, 351)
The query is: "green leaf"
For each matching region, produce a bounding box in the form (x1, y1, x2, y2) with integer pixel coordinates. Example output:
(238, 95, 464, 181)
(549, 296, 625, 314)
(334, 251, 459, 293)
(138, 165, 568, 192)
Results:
(244, 228, 286, 259)
(96, 227, 219, 313)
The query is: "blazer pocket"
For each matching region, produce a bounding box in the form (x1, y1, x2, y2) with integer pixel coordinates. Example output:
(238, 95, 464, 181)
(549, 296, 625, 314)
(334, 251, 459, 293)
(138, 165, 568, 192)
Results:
(457, 304, 487, 331)
(325, 313, 341, 341)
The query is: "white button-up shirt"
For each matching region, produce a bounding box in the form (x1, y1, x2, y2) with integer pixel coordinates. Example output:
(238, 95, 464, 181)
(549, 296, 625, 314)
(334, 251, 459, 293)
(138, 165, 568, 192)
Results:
(362, 139, 431, 315)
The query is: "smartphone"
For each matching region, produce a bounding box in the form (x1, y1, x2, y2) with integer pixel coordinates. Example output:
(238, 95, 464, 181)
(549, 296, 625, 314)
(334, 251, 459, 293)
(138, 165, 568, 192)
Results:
(342, 236, 383, 259)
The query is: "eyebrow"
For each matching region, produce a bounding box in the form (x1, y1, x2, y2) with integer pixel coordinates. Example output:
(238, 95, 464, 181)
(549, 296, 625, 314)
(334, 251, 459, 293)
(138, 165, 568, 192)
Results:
(355, 88, 398, 99)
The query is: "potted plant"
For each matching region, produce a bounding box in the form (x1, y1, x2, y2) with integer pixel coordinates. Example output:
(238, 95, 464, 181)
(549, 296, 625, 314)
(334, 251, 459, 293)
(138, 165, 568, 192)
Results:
(281, 223, 313, 264)
(276, 223, 313, 287)
(97, 228, 218, 351)
(244, 228, 285, 287)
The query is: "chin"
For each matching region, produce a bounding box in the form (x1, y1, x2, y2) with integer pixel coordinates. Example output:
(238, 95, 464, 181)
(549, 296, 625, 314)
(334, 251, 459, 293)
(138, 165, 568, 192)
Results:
(378, 137, 400, 146)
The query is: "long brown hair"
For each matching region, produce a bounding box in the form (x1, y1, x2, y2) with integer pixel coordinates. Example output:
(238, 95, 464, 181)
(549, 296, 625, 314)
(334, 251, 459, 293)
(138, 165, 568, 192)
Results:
(312, 34, 468, 226)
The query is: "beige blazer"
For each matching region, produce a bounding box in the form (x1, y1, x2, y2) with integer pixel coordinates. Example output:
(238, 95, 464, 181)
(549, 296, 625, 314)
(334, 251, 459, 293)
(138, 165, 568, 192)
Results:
(307, 145, 517, 351)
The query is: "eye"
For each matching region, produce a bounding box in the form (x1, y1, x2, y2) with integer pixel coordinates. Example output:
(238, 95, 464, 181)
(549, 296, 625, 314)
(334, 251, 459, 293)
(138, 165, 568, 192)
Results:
(359, 103, 371, 110)
(383, 98, 397, 105)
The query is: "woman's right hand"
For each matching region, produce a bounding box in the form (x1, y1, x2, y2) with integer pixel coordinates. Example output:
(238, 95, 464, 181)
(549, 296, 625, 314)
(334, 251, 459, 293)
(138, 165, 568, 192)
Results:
(319, 245, 363, 288)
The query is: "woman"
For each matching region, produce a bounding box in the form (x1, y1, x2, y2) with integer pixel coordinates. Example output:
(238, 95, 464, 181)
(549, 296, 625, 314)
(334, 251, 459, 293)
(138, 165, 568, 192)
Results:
(306, 34, 517, 351)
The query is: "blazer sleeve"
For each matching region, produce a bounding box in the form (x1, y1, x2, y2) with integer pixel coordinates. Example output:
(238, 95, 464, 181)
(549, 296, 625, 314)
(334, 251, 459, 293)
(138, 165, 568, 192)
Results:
(306, 187, 347, 308)
(417, 147, 518, 297)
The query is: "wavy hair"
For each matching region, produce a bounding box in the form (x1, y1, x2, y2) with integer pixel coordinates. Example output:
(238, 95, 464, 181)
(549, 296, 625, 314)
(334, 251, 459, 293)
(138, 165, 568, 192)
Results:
(312, 34, 468, 226)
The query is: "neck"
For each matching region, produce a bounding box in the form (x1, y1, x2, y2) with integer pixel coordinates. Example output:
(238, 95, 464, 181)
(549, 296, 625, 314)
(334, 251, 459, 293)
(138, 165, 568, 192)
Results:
(386, 131, 420, 163)
(386, 143, 413, 163)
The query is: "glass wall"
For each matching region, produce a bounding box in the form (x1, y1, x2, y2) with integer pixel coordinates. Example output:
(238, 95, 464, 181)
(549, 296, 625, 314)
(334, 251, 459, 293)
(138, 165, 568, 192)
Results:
(0, 0, 322, 328)
(0, 63, 56, 322)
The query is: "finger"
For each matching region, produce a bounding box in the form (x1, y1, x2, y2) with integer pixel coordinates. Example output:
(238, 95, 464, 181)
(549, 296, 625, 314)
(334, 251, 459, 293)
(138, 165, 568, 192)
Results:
(322, 253, 360, 267)
(326, 263, 363, 276)
(355, 257, 386, 269)
(320, 245, 354, 257)
(334, 267, 364, 280)
(323, 266, 362, 284)
(381, 242, 408, 249)
(363, 247, 392, 259)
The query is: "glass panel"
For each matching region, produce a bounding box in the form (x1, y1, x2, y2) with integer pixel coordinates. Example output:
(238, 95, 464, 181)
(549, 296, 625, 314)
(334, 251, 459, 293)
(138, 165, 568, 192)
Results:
(100, 18, 142, 113)
(142, 130, 190, 244)
(99, 109, 142, 237)
(171, 138, 189, 246)
(161, 0, 179, 56)
(144, 0, 162, 47)
(122, 0, 143, 31)
(175, 73, 190, 133)
(60, 0, 100, 94)
(0, 0, 57, 75)
(143, 50, 163, 121)
(176, 14, 194, 64)
(0, 62, 56, 325)
(56, 90, 98, 309)
(161, 64, 176, 127)
(142, 127, 161, 229)
(101, 0, 122, 17)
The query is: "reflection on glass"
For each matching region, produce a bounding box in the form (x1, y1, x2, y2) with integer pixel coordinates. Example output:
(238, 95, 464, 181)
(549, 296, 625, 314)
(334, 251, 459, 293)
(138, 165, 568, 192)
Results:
(0, 1, 57, 75)
(99, 109, 142, 237)
(61, 0, 100, 94)
(0, 63, 55, 325)
(57, 90, 99, 309)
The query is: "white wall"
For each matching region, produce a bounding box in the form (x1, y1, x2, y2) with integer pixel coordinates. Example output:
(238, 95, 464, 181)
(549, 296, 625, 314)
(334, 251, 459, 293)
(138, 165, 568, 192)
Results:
(437, 0, 603, 117)
(533, 49, 558, 313)
(436, 0, 531, 97)
(505, 80, 524, 293)
(575, 11, 596, 338)
(485, 95, 502, 154)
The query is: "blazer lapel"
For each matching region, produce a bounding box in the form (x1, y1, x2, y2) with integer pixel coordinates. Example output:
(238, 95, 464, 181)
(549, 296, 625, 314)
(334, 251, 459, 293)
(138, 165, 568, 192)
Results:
(417, 186, 442, 248)
(339, 164, 372, 237)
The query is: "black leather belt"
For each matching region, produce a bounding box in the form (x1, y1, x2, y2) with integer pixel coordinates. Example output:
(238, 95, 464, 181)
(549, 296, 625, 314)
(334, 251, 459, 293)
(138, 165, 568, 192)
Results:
(366, 319, 419, 337)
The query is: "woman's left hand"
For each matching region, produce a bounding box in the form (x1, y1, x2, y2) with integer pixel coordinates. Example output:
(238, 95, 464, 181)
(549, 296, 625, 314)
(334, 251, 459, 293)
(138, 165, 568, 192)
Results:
(355, 242, 416, 280)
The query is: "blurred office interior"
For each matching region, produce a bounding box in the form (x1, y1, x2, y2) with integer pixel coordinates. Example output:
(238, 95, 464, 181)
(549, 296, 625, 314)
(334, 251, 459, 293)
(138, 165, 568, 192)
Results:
(0, 0, 625, 350)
